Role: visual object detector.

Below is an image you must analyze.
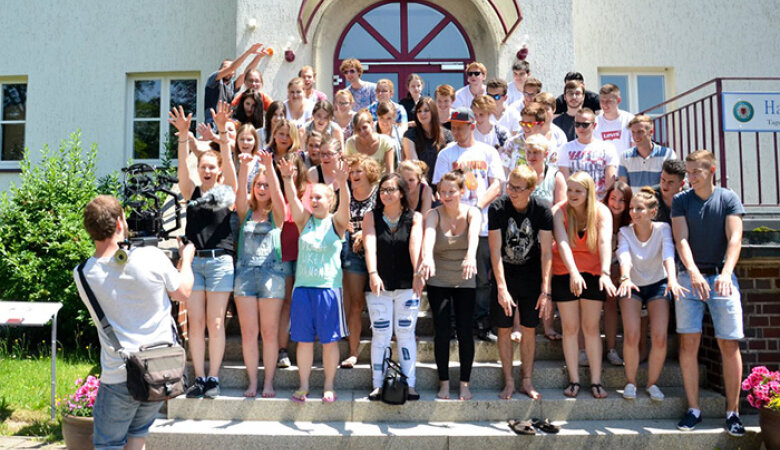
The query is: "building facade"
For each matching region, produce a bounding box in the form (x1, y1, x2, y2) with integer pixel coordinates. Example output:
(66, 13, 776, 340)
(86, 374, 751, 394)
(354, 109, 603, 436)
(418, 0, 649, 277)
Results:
(0, 0, 777, 191)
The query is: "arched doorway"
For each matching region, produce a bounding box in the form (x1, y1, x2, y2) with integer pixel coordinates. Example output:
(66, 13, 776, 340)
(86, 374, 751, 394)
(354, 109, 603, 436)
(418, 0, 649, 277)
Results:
(333, 0, 475, 101)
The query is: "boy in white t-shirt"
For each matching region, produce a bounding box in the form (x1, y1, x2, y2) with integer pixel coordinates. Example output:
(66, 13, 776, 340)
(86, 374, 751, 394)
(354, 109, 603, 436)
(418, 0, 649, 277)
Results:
(487, 78, 522, 136)
(471, 94, 510, 151)
(453, 62, 488, 109)
(595, 83, 634, 154)
(558, 108, 619, 199)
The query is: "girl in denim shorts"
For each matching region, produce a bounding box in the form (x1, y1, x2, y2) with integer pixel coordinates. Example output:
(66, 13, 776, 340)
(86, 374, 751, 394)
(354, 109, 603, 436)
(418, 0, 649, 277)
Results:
(172, 102, 236, 399)
(616, 187, 687, 402)
(233, 151, 292, 398)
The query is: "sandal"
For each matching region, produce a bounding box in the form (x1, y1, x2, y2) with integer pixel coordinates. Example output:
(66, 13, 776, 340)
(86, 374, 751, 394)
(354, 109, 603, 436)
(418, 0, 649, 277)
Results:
(531, 418, 560, 434)
(322, 390, 337, 403)
(291, 389, 309, 403)
(591, 384, 608, 399)
(508, 419, 536, 435)
(340, 356, 358, 369)
(563, 382, 580, 398)
(368, 388, 381, 401)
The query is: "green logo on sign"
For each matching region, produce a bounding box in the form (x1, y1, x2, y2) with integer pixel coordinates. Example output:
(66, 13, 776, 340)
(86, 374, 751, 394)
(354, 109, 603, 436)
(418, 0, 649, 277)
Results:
(733, 101, 754, 123)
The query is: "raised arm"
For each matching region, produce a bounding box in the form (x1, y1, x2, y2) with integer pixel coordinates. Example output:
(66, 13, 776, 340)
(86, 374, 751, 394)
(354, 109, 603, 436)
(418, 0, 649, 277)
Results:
(237, 50, 266, 88)
(169, 106, 195, 200)
(213, 101, 237, 191)
(258, 151, 286, 228)
(280, 158, 308, 230)
(332, 160, 352, 238)
(235, 153, 254, 220)
(596, 203, 616, 296)
(217, 43, 263, 82)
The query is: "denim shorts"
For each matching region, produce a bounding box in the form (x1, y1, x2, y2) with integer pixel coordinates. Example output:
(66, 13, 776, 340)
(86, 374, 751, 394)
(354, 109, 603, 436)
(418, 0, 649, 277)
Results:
(192, 254, 234, 292)
(629, 278, 671, 305)
(93, 382, 163, 449)
(341, 234, 367, 275)
(234, 261, 292, 299)
(675, 271, 743, 340)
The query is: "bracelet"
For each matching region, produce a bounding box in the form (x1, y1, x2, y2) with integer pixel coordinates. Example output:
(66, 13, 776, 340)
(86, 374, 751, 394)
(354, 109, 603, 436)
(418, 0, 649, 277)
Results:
(368, 271, 378, 275)
(542, 291, 551, 297)
(619, 275, 630, 282)
(601, 270, 611, 276)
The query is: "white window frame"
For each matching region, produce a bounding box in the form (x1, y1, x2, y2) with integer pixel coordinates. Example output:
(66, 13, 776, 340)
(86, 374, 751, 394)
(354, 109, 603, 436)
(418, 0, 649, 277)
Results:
(598, 67, 674, 116)
(126, 73, 199, 164)
(0, 76, 28, 170)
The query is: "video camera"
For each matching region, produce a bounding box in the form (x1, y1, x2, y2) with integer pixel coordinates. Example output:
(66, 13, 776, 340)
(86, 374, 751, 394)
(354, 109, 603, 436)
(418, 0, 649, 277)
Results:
(120, 163, 183, 247)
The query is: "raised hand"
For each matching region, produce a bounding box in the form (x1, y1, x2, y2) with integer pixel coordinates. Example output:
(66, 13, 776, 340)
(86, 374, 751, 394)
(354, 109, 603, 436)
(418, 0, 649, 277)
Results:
(238, 152, 254, 166)
(333, 160, 349, 185)
(258, 150, 274, 168)
(168, 106, 192, 134)
(210, 100, 234, 133)
(279, 157, 295, 179)
(197, 122, 216, 142)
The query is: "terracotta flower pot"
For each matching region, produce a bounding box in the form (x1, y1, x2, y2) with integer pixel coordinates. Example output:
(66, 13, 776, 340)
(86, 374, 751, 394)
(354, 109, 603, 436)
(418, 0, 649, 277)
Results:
(760, 407, 780, 450)
(62, 414, 94, 450)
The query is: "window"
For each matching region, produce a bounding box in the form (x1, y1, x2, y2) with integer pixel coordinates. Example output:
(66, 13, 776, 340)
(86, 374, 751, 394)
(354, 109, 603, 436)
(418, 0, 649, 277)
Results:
(128, 74, 198, 160)
(1, 79, 27, 163)
(598, 69, 672, 115)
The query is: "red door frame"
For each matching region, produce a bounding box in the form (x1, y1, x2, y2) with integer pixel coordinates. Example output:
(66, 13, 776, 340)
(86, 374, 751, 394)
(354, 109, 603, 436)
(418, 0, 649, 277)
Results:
(333, 0, 475, 98)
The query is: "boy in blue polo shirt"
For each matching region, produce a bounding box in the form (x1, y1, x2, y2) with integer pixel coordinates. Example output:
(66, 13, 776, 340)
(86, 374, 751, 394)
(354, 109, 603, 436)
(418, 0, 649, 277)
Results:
(619, 115, 676, 189)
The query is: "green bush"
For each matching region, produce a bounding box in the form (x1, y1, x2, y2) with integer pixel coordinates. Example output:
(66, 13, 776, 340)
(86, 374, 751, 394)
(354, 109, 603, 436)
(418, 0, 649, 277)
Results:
(0, 131, 105, 350)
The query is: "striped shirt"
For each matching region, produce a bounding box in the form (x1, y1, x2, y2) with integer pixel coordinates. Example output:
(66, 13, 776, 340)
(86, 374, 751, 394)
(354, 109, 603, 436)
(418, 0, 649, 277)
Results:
(618, 143, 676, 189)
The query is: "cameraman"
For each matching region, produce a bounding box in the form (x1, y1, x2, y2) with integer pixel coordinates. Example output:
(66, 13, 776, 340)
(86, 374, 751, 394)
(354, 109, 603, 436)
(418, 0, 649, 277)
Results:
(73, 195, 194, 450)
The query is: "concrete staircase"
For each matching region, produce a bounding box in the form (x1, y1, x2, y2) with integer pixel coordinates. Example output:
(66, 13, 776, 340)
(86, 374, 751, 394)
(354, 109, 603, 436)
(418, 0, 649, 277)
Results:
(147, 297, 762, 449)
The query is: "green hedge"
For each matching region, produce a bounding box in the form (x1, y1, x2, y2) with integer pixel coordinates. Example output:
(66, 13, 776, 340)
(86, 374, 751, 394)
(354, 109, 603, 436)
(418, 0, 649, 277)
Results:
(0, 131, 109, 350)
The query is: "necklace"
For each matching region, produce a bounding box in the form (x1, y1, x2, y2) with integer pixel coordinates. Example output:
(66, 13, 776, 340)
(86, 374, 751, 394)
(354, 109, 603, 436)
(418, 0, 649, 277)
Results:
(382, 211, 401, 228)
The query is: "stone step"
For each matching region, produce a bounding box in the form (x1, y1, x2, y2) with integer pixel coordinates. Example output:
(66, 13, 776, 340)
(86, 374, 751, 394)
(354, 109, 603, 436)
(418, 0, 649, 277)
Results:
(187, 360, 698, 391)
(147, 416, 761, 450)
(202, 334, 678, 363)
(167, 387, 724, 422)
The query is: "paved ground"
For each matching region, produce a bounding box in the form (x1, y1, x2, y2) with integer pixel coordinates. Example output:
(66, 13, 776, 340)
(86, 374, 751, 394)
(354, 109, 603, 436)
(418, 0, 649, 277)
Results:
(0, 437, 65, 449)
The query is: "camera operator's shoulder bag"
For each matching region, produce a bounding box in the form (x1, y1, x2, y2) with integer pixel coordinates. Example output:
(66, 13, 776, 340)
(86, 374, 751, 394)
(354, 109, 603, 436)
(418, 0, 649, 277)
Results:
(77, 260, 187, 402)
(380, 347, 408, 405)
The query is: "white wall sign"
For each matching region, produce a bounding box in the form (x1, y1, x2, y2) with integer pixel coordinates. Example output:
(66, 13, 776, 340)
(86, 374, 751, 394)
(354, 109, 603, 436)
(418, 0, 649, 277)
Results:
(722, 92, 780, 132)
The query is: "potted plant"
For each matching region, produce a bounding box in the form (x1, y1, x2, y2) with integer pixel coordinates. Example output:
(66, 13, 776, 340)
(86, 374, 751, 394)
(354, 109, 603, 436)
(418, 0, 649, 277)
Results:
(742, 366, 780, 449)
(59, 375, 99, 450)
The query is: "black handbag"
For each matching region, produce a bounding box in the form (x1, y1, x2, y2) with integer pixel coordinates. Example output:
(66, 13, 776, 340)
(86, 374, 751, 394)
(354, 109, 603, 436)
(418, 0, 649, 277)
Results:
(77, 260, 187, 402)
(380, 347, 408, 405)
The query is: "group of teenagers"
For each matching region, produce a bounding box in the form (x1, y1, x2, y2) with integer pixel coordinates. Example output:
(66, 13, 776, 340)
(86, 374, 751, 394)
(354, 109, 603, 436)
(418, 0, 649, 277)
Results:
(169, 49, 748, 437)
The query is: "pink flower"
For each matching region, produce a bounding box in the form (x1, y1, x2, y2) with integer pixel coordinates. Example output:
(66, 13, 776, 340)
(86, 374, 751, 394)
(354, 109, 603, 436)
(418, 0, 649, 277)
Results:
(742, 379, 752, 391)
(755, 366, 770, 376)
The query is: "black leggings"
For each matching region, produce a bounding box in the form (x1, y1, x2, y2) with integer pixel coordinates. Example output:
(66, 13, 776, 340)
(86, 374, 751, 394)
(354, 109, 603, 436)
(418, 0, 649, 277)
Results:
(427, 285, 476, 382)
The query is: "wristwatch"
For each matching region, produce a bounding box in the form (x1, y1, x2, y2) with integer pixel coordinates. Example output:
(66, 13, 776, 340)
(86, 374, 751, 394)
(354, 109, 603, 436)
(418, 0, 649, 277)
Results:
(619, 275, 630, 282)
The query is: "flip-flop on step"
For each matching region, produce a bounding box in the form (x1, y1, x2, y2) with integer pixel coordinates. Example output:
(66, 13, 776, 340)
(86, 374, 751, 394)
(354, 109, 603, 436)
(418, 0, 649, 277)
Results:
(508, 419, 536, 435)
(531, 418, 560, 434)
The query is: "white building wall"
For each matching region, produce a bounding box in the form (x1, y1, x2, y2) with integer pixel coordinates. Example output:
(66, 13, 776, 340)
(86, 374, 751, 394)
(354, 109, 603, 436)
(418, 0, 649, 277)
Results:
(0, 0, 236, 191)
(572, 0, 780, 98)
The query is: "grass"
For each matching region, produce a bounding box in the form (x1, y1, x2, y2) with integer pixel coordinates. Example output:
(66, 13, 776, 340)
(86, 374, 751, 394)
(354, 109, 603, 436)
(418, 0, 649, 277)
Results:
(0, 339, 99, 442)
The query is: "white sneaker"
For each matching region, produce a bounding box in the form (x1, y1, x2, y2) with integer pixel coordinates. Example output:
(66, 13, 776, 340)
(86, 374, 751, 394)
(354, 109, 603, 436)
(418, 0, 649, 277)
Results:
(646, 384, 665, 401)
(578, 350, 589, 367)
(622, 383, 637, 400)
(606, 349, 624, 366)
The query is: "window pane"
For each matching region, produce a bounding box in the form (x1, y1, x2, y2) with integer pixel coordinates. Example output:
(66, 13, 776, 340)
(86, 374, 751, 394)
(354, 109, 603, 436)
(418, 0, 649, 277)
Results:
(363, 3, 401, 53)
(599, 75, 629, 111)
(408, 3, 444, 50)
(418, 73, 465, 97)
(2, 84, 27, 121)
(361, 73, 399, 102)
(134, 80, 161, 118)
(339, 23, 394, 60)
(133, 120, 160, 159)
(638, 75, 666, 114)
(2, 123, 24, 160)
(416, 23, 469, 59)
(171, 79, 197, 117)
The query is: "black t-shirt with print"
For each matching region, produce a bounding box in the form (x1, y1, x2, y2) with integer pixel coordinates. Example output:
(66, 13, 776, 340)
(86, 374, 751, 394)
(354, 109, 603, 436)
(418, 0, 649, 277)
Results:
(488, 195, 553, 275)
(553, 113, 576, 142)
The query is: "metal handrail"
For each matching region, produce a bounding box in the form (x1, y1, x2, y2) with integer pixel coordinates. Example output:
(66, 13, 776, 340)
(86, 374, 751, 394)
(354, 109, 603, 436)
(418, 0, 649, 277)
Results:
(639, 77, 780, 116)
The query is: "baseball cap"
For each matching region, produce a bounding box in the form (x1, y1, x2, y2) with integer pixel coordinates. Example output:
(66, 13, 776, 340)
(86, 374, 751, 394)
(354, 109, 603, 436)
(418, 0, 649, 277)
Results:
(449, 107, 475, 124)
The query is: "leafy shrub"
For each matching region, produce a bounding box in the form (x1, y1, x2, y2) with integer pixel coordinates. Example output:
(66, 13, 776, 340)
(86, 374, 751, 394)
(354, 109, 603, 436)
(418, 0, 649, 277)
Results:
(0, 131, 105, 349)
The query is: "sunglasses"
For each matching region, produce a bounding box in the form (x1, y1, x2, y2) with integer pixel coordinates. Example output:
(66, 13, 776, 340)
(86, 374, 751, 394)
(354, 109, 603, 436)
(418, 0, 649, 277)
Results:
(467, 71, 483, 77)
(506, 183, 531, 193)
(488, 93, 504, 101)
(574, 121, 593, 129)
(520, 121, 544, 130)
